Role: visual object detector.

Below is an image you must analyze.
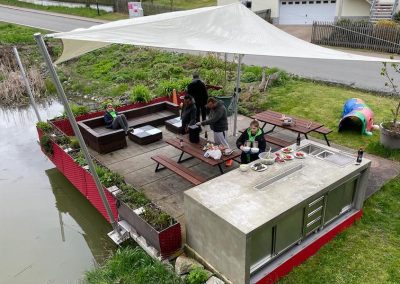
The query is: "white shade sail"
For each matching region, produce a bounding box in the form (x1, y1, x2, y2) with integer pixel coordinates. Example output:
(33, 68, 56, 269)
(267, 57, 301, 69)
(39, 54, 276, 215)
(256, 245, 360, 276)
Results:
(47, 3, 398, 64)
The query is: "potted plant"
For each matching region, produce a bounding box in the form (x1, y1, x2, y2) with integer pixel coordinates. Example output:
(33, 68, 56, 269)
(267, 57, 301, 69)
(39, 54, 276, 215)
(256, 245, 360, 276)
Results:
(380, 61, 400, 149)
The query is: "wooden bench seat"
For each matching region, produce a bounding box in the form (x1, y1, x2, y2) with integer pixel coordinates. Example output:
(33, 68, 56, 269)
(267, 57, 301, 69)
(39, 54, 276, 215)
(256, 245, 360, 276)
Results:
(151, 155, 206, 186)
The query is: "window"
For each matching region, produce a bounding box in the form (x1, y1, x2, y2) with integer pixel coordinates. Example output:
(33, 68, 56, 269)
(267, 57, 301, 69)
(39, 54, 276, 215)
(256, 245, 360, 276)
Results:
(302, 1, 307, 3)
(316, 0, 321, 3)
(288, 1, 293, 4)
(309, 1, 314, 3)
(331, 0, 336, 2)
(282, 1, 286, 4)
(295, 1, 300, 4)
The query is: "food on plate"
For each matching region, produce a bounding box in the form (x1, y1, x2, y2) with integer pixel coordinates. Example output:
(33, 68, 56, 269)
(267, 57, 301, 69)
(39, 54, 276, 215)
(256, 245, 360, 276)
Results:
(295, 151, 306, 158)
(251, 162, 266, 171)
(282, 147, 293, 153)
(283, 154, 294, 160)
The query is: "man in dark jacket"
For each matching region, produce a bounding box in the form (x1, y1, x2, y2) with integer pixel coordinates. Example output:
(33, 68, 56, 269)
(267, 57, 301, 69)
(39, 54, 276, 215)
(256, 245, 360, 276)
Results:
(181, 95, 197, 134)
(197, 97, 229, 148)
(187, 73, 208, 122)
(104, 104, 129, 134)
(236, 120, 266, 164)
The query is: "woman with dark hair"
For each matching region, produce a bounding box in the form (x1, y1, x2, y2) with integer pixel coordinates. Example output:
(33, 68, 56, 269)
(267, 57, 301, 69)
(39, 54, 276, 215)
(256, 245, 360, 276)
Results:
(181, 95, 197, 134)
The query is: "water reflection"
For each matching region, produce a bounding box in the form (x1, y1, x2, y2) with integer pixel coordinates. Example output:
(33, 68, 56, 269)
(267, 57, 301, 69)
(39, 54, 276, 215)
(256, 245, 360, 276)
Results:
(46, 168, 115, 264)
(0, 101, 115, 283)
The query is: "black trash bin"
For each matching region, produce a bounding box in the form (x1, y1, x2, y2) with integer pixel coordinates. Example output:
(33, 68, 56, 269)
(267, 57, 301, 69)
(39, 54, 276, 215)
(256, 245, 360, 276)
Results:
(188, 125, 201, 143)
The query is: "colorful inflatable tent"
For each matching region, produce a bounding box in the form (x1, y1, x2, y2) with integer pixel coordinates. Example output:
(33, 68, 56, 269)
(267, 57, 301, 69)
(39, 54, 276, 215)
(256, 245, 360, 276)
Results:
(339, 98, 374, 135)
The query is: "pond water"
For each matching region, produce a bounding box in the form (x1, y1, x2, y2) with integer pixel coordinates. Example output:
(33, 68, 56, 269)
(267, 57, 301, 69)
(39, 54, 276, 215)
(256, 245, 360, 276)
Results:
(0, 101, 115, 283)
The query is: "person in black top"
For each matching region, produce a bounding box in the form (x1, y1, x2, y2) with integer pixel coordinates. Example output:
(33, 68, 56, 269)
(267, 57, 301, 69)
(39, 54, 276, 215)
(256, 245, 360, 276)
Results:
(180, 95, 197, 134)
(236, 120, 266, 164)
(187, 73, 208, 122)
(103, 104, 129, 134)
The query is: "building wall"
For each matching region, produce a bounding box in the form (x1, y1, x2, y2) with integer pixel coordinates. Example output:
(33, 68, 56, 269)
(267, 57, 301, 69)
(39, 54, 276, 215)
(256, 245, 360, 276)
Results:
(339, 0, 370, 17)
(184, 194, 248, 284)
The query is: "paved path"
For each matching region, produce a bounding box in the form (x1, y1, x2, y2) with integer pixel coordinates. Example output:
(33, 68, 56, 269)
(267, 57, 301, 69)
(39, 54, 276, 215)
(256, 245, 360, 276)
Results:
(0, 4, 397, 92)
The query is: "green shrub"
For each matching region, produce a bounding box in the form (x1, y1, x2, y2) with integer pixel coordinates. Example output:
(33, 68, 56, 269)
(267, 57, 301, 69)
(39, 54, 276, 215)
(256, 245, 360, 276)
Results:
(118, 184, 150, 208)
(156, 80, 180, 97)
(140, 204, 175, 232)
(36, 121, 53, 133)
(271, 70, 290, 87)
(208, 89, 225, 97)
(243, 65, 263, 80)
(69, 137, 80, 149)
(95, 165, 125, 188)
(130, 84, 152, 103)
(99, 99, 121, 110)
(40, 135, 53, 156)
(241, 72, 258, 83)
(375, 19, 398, 28)
(201, 54, 224, 69)
(177, 77, 192, 92)
(203, 69, 225, 86)
(394, 11, 400, 22)
(132, 69, 149, 81)
(186, 267, 209, 284)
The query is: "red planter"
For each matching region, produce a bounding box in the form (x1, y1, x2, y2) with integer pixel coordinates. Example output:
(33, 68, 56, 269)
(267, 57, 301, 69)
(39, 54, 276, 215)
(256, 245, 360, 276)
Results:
(62, 153, 87, 197)
(50, 143, 65, 173)
(85, 171, 118, 223)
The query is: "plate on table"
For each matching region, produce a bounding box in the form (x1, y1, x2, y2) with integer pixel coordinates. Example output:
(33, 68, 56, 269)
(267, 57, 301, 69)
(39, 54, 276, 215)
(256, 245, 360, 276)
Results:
(281, 147, 294, 153)
(294, 151, 306, 159)
(283, 154, 294, 160)
(250, 162, 268, 172)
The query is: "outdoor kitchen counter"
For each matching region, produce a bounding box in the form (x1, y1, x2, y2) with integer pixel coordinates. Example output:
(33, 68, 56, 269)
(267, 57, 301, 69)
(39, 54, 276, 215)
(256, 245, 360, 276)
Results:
(184, 140, 371, 234)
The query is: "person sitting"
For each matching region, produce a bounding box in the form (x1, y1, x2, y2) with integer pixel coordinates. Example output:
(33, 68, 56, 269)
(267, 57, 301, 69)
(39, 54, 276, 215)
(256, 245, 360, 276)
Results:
(236, 120, 266, 164)
(181, 95, 197, 134)
(103, 104, 129, 134)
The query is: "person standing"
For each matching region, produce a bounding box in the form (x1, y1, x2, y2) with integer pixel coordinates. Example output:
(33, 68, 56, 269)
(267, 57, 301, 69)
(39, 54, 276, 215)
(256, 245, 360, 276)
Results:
(181, 95, 197, 134)
(187, 73, 208, 122)
(103, 104, 129, 134)
(197, 97, 229, 148)
(236, 120, 266, 164)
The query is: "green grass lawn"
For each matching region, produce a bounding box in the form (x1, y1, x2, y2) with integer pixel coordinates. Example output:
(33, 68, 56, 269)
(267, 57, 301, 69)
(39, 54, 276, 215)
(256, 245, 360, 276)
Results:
(241, 79, 400, 161)
(143, 0, 216, 9)
(279, 175, 400, 284)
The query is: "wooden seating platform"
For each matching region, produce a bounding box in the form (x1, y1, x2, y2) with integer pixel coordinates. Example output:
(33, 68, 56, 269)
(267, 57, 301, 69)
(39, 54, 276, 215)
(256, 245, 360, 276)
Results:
(151, 155, 206, 186)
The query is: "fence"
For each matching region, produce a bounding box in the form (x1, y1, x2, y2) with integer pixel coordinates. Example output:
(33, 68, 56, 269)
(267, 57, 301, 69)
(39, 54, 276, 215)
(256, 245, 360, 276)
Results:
(311, 21, 400, 54)
(115, 0, 180, 14)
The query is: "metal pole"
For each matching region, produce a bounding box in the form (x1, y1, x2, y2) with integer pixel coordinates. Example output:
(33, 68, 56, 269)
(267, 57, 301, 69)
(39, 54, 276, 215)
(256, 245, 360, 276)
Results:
(34, 33, 120, 236)
(233, 54, 243, 136)
(13, 46, 42, 122)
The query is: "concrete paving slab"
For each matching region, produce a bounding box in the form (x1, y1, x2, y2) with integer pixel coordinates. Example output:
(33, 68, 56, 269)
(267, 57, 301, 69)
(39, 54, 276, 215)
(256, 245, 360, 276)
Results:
(141, 174, 192, 202)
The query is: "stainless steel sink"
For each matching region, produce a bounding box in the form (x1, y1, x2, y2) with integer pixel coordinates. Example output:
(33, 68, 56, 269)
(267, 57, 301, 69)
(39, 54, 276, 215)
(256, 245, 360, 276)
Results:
(254, 164, 303, 190)
(316, 150, 334, 159)
(324, 153, 355, 167)
(297, 144, 324, 155)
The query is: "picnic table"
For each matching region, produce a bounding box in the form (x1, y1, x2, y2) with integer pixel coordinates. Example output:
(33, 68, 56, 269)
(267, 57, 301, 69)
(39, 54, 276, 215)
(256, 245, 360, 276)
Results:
(252, 110, 331, 146)
(165, 135, 241, 174)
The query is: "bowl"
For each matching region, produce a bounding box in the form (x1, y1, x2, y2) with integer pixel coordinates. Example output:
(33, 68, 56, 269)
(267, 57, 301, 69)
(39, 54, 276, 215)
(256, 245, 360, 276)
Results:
(239, 164, 250, 172)
(242, 146, 251, 153)
(258, 152, 275, 165)
(250, 147, 259, 154)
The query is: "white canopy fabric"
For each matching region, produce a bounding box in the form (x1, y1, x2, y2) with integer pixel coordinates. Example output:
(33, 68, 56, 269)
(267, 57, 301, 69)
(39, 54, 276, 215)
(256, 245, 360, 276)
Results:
(47, 3, 398, 64)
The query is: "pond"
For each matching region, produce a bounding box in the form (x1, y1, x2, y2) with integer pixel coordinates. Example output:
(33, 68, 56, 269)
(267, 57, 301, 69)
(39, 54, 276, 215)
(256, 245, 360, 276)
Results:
(0, 101, 115, 283)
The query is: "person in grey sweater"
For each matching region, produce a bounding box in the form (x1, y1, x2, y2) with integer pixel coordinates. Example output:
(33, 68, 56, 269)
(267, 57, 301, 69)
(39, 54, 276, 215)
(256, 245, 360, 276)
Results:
(197, 97, 229, 147)
(181, 95, 197, 134)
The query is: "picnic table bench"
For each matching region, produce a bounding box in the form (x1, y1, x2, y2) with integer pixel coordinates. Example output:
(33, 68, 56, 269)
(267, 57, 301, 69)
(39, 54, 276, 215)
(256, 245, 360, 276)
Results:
(151, 155, 206, 185)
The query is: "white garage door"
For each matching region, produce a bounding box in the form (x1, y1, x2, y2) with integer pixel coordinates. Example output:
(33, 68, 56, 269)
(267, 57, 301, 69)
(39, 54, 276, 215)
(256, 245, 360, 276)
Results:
(279, 0, 336, 25)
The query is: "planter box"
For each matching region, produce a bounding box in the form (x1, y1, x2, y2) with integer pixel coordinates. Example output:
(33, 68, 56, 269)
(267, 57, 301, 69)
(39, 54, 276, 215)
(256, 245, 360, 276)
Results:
(118, 201, 182, 258)
(380, 122, 400, 149)
(50, 142, 65, 173)
(62, 153, 88, 197)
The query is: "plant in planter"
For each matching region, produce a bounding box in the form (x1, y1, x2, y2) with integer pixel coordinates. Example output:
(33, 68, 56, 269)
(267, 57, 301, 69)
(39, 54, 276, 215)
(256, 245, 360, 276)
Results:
(140, 204, 176, 232)
(380, 61, 400, 149)
(95, 165, 125, 188)
(69, 137, 80, 150)
(36, 121, 53, 133)
(130, 84, 152, 103)
(63, 104, 90, 117)
(40, 134, 54, 156)
(55, 134, 71, 148)
(118, 184, 150, 209)
(72, 150, 87, 167)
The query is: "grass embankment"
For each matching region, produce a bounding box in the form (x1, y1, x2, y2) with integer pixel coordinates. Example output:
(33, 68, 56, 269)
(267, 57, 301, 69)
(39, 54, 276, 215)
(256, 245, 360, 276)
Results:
(279, 176, 400, 284)
(143, 0, 216, 9)
(85, 246, 182, 283)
